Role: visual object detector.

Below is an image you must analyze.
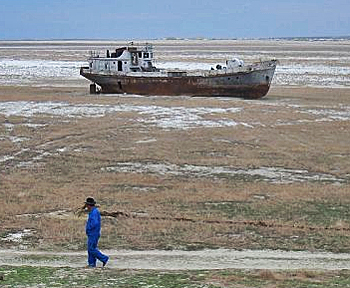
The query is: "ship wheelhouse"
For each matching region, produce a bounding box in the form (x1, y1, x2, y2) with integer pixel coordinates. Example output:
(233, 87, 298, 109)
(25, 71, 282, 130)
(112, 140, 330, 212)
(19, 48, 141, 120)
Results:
(88, 43, 155, 73)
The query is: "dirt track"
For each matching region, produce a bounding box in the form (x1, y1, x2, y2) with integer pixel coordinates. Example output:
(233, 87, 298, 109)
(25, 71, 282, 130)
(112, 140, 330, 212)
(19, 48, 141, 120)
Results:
(1, 249, 350, 270)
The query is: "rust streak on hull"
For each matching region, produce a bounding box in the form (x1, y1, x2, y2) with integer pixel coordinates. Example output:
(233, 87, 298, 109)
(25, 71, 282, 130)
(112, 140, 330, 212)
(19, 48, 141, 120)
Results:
(81, 64, 276, 99)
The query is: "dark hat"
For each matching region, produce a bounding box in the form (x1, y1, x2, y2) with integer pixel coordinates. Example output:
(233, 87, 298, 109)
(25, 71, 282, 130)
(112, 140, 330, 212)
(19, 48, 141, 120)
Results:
(85, 197, 96, 206)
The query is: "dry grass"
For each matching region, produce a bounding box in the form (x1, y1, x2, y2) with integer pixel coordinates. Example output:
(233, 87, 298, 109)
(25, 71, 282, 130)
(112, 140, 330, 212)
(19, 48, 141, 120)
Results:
(1, 85, 350, 252)
(259, 270, 278, 280)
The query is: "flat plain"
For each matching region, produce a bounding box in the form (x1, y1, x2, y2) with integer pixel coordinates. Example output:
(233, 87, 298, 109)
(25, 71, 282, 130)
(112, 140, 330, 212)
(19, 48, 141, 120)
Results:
(1, 39, 350, 287)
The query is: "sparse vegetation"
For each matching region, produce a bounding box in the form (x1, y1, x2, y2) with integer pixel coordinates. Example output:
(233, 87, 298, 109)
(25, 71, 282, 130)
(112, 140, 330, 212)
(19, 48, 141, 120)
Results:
(1, 266, 350, 287)
(1, 86, 350, 253)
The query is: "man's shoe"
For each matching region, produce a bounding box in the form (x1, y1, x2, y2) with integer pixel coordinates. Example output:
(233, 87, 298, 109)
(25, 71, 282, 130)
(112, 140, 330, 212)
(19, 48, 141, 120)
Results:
(102, 257, 109, 268)
(85, 265, 96, 269)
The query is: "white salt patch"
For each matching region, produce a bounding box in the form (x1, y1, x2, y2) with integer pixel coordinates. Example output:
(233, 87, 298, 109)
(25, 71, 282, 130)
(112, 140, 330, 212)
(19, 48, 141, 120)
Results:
(32, 151, 52, 161)
(17, 161, 34, 168)
(2, 229, 32, 243)
(24, 123, 47, 128)
(274, 106, 350, 126)
(0, 148, 29, 164)
(8, 136, 30, 143)
(56, 147, 68, 153)
(305, 108, 350, 121)
(101, 162, 343, 184)
(16, 210, 70, 220)
(0, 101, 243, 130)
(0, 59, 85, 86)
(274, 64, 350, 87)
(136, 138, 157, 144)
(0, 155, 14, 163)
(240, 123, 254, 128)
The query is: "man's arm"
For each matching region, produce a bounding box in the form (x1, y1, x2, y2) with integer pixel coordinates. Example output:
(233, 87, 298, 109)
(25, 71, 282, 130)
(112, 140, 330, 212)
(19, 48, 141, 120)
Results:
(86, 209, 100, 235)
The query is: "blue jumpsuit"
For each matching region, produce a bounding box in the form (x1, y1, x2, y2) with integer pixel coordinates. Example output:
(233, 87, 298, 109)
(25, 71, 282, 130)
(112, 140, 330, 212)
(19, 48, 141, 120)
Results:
(86, 207, 109, 267)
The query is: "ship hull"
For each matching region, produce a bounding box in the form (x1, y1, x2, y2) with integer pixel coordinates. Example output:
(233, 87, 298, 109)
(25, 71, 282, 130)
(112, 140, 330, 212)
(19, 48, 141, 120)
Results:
(80, 60, 277, 99)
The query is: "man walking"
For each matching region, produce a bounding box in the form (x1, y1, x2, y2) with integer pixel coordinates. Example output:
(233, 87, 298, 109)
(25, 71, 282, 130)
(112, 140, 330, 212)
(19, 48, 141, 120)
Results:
(85, 197, 109, 268)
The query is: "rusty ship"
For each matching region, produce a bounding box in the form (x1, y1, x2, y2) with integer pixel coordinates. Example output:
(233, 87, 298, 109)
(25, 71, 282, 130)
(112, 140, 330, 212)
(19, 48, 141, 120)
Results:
(80, 43, 278, 99)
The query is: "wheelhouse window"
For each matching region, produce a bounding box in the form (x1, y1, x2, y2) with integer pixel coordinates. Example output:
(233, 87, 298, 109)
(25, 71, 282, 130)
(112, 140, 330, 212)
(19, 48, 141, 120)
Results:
(143, 52, 149, 58)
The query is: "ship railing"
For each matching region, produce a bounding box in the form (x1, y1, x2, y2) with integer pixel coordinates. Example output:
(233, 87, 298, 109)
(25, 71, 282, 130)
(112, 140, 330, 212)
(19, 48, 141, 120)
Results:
(89, 50, 100, 58)
(127, 41, 153, 54)
(203, 66, 248, 75)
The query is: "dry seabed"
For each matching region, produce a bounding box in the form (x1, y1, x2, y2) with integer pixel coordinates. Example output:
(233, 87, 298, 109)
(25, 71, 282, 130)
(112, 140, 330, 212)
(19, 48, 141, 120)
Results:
(1, 99, 350, 129)
(1, 39, 350, 265)
(1, 97, 349, 183)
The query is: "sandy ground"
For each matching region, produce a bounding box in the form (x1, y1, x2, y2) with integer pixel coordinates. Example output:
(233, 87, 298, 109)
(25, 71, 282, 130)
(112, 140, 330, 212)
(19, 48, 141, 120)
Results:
(1, 249, 350, 270)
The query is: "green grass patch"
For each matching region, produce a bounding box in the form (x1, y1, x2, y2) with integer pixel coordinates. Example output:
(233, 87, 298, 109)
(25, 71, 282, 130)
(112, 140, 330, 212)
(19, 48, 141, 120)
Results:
(201, 200, 350, 226)
(1, 266, 350, 287)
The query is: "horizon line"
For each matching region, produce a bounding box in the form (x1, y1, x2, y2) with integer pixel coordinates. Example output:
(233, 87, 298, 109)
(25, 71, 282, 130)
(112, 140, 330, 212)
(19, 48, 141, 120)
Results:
(0, 35, 349, 42)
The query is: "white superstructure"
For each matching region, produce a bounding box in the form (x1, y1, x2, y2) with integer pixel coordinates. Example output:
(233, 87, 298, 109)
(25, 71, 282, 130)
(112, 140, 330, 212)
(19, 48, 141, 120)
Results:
(88, 43, 155, 73)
